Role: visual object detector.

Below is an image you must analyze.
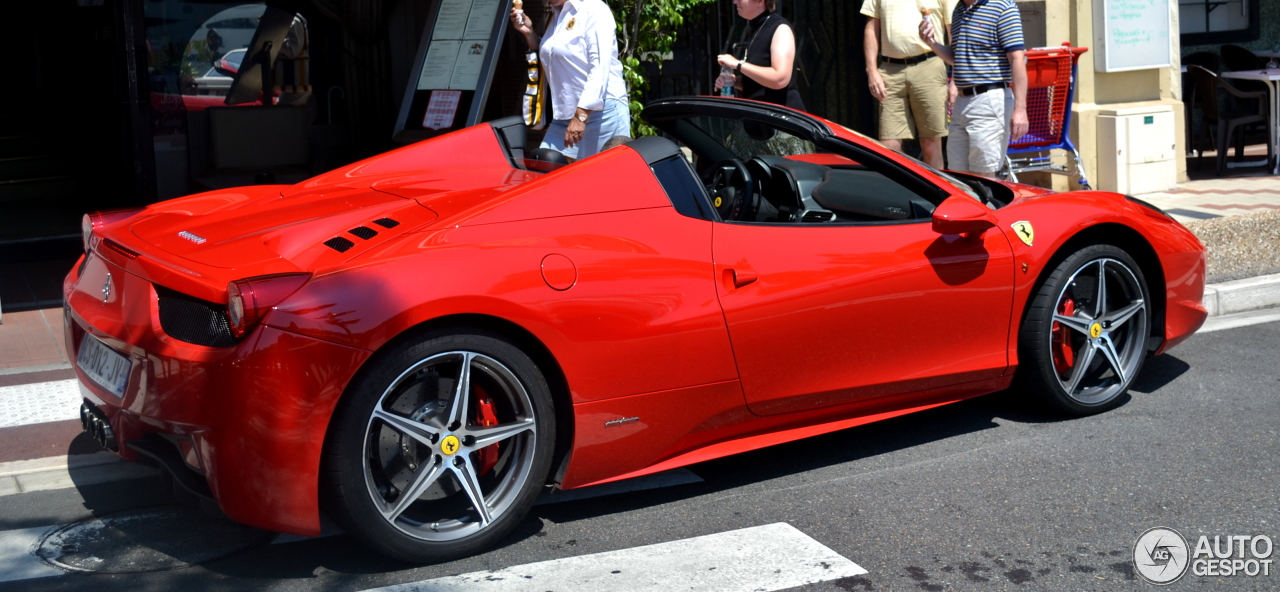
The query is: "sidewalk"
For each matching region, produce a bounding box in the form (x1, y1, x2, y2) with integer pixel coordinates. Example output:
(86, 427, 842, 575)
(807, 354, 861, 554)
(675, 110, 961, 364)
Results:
(1133, 172, 1280, 283)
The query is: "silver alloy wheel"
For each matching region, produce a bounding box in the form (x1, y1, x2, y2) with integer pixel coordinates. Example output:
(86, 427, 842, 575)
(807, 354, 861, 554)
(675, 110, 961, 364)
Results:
(361, 351, 537, 541)
(1049, 258, 1148, 404)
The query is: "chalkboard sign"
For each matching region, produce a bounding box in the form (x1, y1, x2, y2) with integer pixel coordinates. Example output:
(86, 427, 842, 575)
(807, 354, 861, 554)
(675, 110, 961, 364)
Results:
(1093, 0, 1172, 72)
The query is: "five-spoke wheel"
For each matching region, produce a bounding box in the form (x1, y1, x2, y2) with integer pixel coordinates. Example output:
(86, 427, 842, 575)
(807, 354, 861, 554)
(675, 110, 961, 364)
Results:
(324, 331, 555, 562)
(1020, 245, 1151, 415)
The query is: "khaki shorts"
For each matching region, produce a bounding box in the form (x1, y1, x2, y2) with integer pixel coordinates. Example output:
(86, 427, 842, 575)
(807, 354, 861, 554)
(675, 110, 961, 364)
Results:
(877, 56, 949, 140)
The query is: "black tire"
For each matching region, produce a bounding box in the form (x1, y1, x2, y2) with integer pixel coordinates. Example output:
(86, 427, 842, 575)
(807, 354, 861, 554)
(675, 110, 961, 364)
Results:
(322, 330, 556, 563)
(1018, 244, 1151, 416)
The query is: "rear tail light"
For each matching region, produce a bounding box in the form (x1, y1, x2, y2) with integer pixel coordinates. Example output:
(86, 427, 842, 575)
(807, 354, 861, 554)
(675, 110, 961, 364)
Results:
(225, 273, 311, 339)
(82, 208, 144, 252)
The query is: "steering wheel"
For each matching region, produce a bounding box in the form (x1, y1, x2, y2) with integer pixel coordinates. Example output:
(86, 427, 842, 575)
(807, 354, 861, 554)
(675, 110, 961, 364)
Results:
(707, 158, 755, 221)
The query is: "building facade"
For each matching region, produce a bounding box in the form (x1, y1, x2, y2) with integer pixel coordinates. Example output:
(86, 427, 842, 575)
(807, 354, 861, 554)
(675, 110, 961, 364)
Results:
(2, 0, 1272, 259)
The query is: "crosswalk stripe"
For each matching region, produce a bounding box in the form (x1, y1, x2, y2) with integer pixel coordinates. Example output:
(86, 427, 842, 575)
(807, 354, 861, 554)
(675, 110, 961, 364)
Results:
(0, 526, 63, 583)
(0, 379, 81, 429)
(360, 523, 867, 592)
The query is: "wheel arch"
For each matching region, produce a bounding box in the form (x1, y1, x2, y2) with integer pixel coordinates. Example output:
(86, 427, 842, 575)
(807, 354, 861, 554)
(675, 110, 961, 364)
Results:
(1024, 223, 1167, 351)
(325, 312, 577, 489)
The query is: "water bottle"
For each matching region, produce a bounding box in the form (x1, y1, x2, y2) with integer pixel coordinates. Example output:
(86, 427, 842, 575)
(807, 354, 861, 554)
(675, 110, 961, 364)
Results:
(718, 66, 736, 97)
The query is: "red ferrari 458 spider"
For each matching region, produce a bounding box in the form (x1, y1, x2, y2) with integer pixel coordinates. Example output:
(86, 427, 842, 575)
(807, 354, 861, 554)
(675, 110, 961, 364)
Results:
(65, 97, 1206, 562)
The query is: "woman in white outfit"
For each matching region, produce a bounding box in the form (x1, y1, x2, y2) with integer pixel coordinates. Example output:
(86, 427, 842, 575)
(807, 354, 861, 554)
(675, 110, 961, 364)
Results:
(510, 0, 631, 159)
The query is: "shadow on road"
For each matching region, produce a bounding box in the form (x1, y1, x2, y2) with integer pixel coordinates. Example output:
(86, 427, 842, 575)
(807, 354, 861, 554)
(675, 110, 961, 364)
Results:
(25, 355, 1190, 587)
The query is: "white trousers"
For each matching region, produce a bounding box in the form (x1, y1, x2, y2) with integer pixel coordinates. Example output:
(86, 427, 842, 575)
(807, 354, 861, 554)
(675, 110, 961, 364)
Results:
(947, 87, 1013, 174)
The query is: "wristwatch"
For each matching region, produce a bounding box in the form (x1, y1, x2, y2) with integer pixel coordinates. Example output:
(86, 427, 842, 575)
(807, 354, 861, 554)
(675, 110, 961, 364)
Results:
(575, 112, 589, 123)
(736, 60, 744, 74)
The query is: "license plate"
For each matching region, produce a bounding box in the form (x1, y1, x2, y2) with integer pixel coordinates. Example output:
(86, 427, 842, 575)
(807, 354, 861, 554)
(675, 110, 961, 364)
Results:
(77, 335, 132, 397)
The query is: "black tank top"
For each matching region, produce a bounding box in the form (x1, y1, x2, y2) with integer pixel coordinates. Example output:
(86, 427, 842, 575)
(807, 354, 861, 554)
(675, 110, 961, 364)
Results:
(740, 12, 805, 111)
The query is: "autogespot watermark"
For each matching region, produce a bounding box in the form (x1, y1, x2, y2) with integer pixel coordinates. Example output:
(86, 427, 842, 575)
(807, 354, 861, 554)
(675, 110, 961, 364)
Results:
(1133, 527, 1274, 585)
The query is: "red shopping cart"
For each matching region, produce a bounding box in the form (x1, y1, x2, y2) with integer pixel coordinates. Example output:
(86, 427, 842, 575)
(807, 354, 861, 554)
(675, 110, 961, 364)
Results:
(1006, 43, 1090, 189)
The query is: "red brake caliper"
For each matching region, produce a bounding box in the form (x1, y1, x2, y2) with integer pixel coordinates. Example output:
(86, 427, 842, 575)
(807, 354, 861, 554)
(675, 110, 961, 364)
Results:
(473, 386, 500, 475)
(1051, 297, 1076, 374)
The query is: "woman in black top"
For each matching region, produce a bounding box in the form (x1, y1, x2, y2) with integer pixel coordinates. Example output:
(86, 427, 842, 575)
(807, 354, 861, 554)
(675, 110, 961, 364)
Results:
(715, 0, 804, 110)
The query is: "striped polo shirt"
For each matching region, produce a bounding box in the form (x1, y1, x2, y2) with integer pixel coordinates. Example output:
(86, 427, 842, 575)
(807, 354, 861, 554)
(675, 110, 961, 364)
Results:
(949, 0, 1025, 87)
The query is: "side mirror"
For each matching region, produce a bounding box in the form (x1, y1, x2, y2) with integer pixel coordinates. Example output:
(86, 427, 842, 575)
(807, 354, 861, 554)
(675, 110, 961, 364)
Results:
(932, 195, 997, 236)
(212, 56, 239, 77)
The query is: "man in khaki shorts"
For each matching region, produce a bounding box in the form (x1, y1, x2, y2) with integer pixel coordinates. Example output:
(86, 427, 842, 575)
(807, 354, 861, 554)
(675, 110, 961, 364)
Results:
(861, 0, 956, 170)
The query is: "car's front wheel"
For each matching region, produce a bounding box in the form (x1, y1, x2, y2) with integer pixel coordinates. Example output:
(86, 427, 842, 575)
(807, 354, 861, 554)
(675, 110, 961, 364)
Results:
(1019, 244, 1151, 415)
(323, 330, 555, 563)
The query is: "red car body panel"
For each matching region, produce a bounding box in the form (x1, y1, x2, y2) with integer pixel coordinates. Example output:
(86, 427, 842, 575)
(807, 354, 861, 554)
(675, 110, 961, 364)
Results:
(64, 100, 1206, 537)
(712, 219, 1015, 416)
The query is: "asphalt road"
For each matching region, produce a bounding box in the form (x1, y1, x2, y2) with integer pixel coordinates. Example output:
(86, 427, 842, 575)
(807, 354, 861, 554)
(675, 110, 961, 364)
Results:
(1, 320, 1276, 591)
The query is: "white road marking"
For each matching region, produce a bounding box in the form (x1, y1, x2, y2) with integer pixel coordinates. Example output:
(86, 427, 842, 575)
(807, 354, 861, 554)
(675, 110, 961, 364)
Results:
(1198, 307, 1280, 333)
(0, 526, 63, 583)
(360, 523, 867, 592)
(0, 379, 81, 429)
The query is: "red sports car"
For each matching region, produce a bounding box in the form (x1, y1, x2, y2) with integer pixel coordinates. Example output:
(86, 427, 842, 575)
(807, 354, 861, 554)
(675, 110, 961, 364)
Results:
(65, 97, 1206, 562)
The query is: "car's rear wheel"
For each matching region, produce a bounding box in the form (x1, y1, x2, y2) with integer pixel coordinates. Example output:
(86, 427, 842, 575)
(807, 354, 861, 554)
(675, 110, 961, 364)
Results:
(323, 331, 555, 563)
(1019, 244, 1150, 415)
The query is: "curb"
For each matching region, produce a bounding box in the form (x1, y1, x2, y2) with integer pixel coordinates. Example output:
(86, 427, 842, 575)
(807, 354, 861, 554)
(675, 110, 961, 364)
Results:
(0, 451, 157, 497)
(1202, 272, 1280, 317)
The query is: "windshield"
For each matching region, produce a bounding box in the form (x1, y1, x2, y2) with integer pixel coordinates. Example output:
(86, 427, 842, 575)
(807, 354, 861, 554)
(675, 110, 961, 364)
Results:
(832, 122, 985, 203)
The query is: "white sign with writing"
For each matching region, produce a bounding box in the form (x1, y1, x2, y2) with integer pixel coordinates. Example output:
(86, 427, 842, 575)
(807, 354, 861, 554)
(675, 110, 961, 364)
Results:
(423, 90, 463, 130)
(1093, 0, 1172, 72)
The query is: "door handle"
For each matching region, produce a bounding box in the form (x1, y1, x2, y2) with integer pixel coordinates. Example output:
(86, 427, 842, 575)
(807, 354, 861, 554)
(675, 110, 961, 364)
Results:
(724, 268, 758, 289)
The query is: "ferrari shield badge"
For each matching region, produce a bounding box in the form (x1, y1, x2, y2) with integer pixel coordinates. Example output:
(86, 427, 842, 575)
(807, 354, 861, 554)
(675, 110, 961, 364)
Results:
(1011, 221, 1035, 246)
(441, 435, 461, 455)
(1090, 322, 1103, 339)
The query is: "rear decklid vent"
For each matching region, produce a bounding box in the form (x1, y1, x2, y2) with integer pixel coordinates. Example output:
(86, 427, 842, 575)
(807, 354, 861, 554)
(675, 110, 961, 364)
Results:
(349, 226, 378, 240)
(372, 218, 400, 229)
(323, 237, 355, 252)
(156, 286, 236, 347)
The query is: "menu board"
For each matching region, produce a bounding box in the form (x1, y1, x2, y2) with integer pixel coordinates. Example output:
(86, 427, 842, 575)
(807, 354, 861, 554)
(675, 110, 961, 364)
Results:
(1093, 0, 1172, 72)
(414, 0, 502, 91)
(395, 0, 510, 137)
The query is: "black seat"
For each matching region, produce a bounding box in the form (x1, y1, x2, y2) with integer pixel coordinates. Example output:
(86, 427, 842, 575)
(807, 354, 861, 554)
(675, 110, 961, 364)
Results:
(528, 148, 569, 166)
(1186, 65, 1272, 175)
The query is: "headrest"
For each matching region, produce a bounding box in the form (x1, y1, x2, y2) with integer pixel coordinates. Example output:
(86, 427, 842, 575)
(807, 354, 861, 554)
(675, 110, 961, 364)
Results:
(529, 148, 570, 165)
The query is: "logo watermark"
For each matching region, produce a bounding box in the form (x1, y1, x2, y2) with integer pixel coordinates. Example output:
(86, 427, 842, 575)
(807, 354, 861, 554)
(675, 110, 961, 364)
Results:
(1134, 527, 1274, 584)
(1190, 534, 1273, 578)
(1133, 527, 1190, 584)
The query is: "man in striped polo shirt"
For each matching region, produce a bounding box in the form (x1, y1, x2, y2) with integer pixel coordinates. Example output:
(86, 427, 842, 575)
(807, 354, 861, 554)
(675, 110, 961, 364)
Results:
(919, 0, 1027, 177)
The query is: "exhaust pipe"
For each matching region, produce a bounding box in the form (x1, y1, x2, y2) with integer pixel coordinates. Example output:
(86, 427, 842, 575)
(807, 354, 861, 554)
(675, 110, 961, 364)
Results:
(79, 401, 118, 451)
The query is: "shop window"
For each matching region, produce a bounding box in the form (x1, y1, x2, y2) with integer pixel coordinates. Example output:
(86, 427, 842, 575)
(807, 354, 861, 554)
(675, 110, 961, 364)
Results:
(144, 2, 316, 198)
(1179, 0, 1260, 46)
